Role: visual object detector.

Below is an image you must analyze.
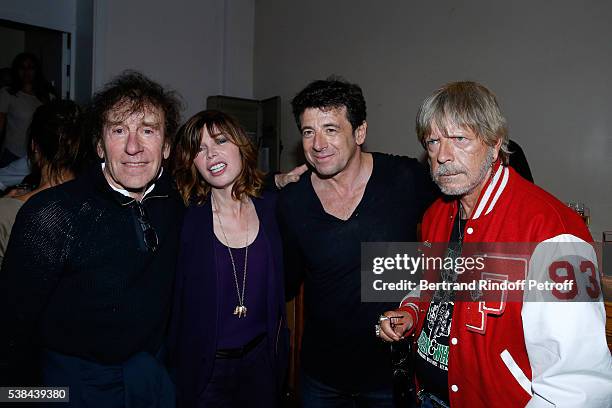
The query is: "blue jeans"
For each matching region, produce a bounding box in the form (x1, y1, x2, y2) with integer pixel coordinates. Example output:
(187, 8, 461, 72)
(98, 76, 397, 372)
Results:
(301, 371, 408, 408)
(42, 349, 175, 408)
(418, 393, 450, 408)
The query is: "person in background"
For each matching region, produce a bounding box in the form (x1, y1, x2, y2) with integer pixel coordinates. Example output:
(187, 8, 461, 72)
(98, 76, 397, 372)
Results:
(0, 71, 183, 408)
(0, 53, 56, 166)
(380, 81, 611, 408)
(0, 100, 81, 264)
(0, 156, 30, 192)
(0, 67, 11, 88)
(507, 139, 534, 183)
(170, 110, 288, 408)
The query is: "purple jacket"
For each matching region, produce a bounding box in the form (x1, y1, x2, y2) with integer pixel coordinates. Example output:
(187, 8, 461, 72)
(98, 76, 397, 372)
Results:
(168, 191, 288, 407)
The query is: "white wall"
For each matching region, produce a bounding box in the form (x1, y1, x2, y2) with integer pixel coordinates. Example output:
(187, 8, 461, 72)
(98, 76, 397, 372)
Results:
(0, 0, 76, 33)
(93, 0, 254, 120)
(222, 0, 254, 98)
(2, 0, 255, 110)
(0, 0, 77, 98)
(75, 0, 94, 105)
(254, 0, 612, 238)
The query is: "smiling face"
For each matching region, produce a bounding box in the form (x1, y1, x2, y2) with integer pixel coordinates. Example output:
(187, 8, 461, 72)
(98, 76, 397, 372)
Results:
(193, 126, 243, 191)
(425, 123, 500, 199)
(300, 106, 366, 177)
(97, 102, 169, 199)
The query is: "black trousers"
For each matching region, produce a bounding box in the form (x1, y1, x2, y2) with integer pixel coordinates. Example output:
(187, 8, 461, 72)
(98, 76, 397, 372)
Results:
(198, 338, 277, 408)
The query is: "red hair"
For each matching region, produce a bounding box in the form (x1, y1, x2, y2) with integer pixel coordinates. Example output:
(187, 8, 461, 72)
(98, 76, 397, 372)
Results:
(172, 110, 264, 206)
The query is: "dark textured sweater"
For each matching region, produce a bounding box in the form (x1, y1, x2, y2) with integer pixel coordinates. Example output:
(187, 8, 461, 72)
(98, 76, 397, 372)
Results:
(0, 165, 184, 384)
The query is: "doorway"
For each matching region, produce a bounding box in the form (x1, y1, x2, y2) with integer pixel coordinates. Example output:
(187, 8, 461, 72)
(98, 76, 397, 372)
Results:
(0, 18, 70, 99)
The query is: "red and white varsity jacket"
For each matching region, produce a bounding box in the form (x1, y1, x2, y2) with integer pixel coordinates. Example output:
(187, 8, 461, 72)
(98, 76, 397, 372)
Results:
(400, 163, 612, 407)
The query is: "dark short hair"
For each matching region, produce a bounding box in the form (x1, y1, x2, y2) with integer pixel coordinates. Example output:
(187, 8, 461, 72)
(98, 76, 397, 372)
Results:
(86, 70, 182, 153)
(172, 110, 264, 206)
(291, 76, 367, 131)
(28, 100, 83, 184)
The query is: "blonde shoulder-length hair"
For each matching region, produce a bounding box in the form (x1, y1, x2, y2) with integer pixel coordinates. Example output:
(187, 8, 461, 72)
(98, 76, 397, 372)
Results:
(416, 81, 510, 164)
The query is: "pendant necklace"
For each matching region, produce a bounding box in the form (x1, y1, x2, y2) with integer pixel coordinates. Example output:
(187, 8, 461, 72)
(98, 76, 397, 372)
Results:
(213, 194, 249, 318)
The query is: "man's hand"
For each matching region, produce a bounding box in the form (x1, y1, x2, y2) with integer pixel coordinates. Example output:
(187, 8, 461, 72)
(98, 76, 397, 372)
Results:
(378, 309, 413, 342)
(274, 164, 308, 189)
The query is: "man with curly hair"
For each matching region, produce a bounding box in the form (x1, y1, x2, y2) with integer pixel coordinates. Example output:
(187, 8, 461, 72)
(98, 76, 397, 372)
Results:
(1, 71, 184, 407)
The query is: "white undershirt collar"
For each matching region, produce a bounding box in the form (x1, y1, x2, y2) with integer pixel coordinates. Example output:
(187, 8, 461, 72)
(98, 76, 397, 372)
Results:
(101, 163, 162, 200)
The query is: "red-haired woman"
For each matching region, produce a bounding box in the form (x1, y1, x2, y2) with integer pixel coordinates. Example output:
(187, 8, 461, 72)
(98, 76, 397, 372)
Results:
(169, 110, 288, 408)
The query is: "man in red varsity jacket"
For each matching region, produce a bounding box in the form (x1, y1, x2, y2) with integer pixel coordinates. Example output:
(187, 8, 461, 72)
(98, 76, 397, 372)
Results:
(379, 81, 612, 408)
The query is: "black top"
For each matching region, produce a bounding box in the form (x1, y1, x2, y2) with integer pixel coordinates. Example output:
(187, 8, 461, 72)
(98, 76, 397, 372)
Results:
(508, 140, 534, 183)
(415, 211, 463, 403)
(278, 152, 437, 392)
(0, 165, 185, 384)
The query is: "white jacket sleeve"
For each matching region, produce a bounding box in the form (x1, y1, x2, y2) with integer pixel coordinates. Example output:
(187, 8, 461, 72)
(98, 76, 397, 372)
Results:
(522, 235, 612, 407)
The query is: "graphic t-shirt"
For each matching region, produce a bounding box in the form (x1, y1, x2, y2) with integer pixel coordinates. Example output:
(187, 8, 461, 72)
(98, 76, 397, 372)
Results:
(415, 210, 464, 402)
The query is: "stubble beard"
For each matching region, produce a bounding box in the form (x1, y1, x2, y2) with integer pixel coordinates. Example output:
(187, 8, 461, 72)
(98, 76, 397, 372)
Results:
(431, 148, 495, 196)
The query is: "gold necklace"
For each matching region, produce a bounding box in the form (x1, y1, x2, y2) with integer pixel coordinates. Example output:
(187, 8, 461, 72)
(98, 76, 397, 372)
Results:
(212, 194, 249, 318)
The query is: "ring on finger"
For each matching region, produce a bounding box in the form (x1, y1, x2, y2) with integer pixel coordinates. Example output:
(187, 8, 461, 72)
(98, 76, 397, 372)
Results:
(378, 314, 391, 324)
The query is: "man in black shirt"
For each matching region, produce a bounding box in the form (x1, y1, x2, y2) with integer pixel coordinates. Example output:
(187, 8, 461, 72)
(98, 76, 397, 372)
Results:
(0, 72, 183, 407)
(278, 77, 436, 407)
